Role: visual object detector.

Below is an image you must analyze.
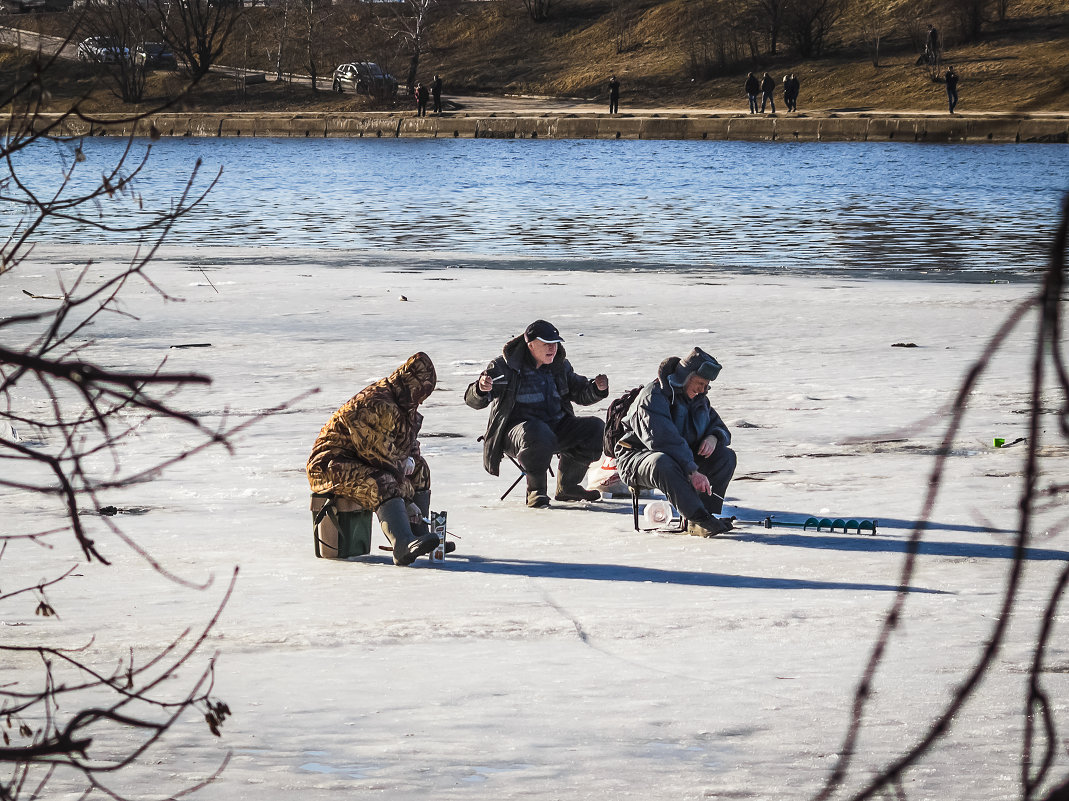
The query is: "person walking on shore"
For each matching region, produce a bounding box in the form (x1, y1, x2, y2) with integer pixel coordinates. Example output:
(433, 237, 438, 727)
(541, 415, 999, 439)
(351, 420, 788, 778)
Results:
(431, 74, 443, 114)
(783, 73, 799, 112)
(926, 24, 942, 66)
(608, 74, 620, 114)
(945, 66, 959, 113)
(760, 72, 776, 113)
(744, 72, 760, 114)
(415, 82, 430, 117)
(614, 347, 737, 537)
(465, 320, 609, 509)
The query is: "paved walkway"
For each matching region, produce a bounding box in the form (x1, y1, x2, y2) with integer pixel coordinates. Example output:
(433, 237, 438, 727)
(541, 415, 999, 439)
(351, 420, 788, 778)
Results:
(3, 25, 1067, 120)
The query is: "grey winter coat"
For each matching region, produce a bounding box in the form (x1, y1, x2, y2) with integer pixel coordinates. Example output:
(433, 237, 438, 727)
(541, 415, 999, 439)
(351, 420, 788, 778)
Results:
(464, 335, 609, 476)
(616, 355, 731, 476)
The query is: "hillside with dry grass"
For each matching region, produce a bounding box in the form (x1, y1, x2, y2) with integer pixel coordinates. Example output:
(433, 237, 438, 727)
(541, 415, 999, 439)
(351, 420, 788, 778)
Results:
(3, 0, 1069, 114)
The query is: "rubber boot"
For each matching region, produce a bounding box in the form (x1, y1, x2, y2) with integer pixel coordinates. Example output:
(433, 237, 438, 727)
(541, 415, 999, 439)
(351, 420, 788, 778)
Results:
(377, 497, 437, 566)
(686, 511, 734, 538)
(554, 456, 601, 503)
(412, 490, 432, 538)
(526, 471, 551, 508)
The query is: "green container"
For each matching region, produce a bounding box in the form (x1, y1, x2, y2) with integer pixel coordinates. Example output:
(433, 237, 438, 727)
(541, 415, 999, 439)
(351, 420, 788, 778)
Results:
(311, 493, 373, 558)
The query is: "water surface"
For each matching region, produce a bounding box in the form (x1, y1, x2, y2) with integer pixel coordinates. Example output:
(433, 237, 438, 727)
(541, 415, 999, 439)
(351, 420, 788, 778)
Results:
(10, 137, 1069, 277)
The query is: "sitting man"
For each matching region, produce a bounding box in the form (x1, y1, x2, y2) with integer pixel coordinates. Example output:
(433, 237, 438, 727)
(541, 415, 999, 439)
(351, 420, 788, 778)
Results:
(307, 352, 440, 566)
(465, 320, 609, 508)
(615, 347, 737, 537)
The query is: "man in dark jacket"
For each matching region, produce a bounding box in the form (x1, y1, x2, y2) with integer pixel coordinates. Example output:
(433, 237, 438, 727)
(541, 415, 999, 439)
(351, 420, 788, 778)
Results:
(744, 72, 760, 114)
(760, 72, 776, 113)
(432, 74, 443, 114)
(615, 347, 736, 537)
(465, 320, 610, 508)
(944, 66, 959, 113)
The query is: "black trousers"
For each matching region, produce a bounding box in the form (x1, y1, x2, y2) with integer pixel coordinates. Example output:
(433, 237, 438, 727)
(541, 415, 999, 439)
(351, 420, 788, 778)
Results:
(505, 415, 605, 475)
(617, 445, 736, 518)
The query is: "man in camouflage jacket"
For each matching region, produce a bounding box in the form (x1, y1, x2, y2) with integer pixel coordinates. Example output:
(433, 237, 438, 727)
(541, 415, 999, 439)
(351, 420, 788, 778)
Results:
(307, 352, 439, 565)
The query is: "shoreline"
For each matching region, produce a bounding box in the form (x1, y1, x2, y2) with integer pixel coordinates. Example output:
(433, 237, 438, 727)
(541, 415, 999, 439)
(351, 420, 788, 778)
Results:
(24, 110, 1069, 143)
(24, 244, 1045, 284)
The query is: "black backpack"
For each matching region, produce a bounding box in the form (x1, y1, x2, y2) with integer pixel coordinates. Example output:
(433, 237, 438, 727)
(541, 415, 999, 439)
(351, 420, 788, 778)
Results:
(602, 385, 643, 458)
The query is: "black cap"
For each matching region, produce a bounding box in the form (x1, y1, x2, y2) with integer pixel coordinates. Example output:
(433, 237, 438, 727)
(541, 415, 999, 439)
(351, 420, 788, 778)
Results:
(524, 320, 564, 344)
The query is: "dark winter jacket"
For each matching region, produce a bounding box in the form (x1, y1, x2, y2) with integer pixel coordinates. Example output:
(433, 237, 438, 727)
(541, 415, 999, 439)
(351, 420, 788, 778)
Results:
(761, 75, 775, 95)
(465, 335, 609, 475)
(745, 75, 760, 95)
(616, 355, 731, 477)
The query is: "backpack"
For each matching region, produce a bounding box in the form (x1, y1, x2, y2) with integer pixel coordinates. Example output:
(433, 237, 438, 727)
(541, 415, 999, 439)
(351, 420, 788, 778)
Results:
(602, 385, 643, 458)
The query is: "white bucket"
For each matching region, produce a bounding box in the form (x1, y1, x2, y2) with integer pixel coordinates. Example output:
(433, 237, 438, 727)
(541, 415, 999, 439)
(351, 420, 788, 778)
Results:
(642, 500, 672, 528)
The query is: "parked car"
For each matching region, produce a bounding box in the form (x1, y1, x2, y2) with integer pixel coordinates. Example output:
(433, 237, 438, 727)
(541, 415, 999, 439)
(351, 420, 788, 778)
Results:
(331, 62, 398, 97)
(77, 37, 129, 64)
(134, 42, 177, 70)
(0, 0, 46, 12)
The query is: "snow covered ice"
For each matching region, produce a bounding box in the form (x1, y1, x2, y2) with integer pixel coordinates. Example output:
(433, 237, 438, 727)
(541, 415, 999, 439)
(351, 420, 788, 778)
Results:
(3, 245, 1067, 800)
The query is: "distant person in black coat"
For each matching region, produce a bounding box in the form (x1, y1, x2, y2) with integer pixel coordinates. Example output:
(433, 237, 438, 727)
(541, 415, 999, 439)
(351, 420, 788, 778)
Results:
(745, 72, 760, 114)
(432, 74, 443, 114)
(783, 73, 799, 112)
(926, 24, 942, 65)
(608, 75, 620, 114)
(415, 82, 429, 117)
(760, 72, 776, 113)
(945, 66, 959, 113)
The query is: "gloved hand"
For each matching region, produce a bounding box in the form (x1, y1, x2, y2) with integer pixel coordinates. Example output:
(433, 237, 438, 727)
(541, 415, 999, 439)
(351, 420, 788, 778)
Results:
(402, 456, 415, 476)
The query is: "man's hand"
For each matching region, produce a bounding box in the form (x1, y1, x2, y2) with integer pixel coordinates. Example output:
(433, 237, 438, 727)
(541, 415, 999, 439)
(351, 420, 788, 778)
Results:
(593, 373, 609, 392)
(690, 470, 711, 495)
(477, 372, 494, 393)
(697, 436, 718, 458)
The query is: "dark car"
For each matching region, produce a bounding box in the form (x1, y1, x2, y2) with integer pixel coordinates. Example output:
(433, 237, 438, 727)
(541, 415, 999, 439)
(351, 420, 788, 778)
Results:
(0, 0, 46, 12)
(331, 62, 398, 97)
(134, 42, 177, 70)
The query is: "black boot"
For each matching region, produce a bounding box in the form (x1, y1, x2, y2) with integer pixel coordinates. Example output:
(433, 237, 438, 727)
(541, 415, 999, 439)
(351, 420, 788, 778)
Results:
(526, 471, 551, 508)
(554, 456, 601, 503)
(377, 497, 438, 566)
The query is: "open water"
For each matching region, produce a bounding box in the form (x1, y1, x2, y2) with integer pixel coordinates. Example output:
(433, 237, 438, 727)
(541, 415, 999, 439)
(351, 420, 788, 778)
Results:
(11, 136, 1069, 278)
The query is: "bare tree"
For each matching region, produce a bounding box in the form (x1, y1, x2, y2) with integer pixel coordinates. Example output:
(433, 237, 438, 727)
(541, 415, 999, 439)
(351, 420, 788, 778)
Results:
(749, 0, 787, 55)
(854, 0, 892, 66)
(0, 30, 282, 801)
(813, 194, 1069, 801)
(149, 0, 240, 80)
(782, 0, 845, 57)
(945, 0, 986, 41)
(78, 0, 151, 103)
(518, 0, 553, 23)
(685, 0, 749, 79)
(382, 0, 440, 92)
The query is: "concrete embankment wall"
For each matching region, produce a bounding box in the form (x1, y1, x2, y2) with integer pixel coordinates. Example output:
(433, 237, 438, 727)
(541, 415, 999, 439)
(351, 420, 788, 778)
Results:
(26, 112, 1069, 143)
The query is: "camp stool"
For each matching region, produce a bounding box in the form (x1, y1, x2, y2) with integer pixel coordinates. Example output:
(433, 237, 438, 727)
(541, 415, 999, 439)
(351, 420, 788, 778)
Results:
(310, 493, 373, 558)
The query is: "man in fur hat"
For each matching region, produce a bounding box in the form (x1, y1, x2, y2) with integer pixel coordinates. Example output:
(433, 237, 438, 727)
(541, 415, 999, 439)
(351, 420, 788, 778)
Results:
(614, 347, 737, 536)
(465, 320, 610, 509)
